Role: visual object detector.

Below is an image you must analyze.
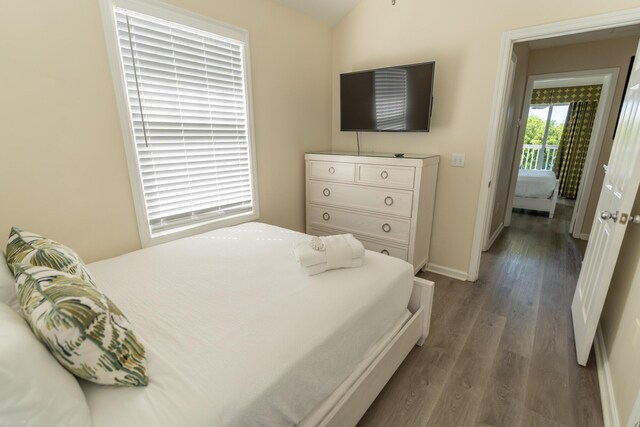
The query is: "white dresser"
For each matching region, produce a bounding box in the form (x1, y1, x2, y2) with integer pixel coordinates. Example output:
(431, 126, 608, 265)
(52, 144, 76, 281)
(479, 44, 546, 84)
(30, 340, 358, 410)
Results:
(305, 152, 439, 273)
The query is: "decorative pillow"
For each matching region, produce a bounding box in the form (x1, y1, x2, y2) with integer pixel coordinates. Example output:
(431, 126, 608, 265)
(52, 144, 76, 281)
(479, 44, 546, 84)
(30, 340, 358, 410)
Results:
(0, 252, 20, 313)
(13, 264, 149, 387)
(0, 301, 92, 427)
(6, 227, 95, 285)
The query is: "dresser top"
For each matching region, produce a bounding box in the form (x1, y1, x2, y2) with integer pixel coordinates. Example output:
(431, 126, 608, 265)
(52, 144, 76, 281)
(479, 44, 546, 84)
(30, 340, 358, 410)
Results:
(306, 151, 439, 160)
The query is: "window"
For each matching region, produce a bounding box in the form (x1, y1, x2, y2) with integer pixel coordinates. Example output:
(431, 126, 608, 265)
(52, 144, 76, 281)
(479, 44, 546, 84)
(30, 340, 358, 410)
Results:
(101, 0, 258, 245)
(520, 104, 569, 171)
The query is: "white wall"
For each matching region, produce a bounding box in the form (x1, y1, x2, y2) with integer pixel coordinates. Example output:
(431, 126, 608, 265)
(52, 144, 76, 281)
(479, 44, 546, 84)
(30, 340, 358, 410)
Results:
(0, 0, 332, 262)
(331, 0, 640, 274)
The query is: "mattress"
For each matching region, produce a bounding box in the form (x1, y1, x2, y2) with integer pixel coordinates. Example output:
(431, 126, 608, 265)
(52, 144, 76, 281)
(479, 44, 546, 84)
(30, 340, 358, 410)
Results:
(515, 169, 557, 198)
(82, 222, 414, 426)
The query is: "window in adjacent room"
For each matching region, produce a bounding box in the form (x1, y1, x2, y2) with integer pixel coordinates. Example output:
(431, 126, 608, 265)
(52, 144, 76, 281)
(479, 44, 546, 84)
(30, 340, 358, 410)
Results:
(101, 0, 258, 245)
(520, 104, 569, 171)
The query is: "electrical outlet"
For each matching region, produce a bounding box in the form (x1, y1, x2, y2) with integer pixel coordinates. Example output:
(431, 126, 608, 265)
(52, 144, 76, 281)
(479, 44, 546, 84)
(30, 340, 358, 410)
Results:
(451, 153, 465, 168)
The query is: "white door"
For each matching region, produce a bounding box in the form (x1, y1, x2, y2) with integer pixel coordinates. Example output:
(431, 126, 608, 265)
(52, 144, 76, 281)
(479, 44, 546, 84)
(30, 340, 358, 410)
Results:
(571, 43, 640, 366)
(482, 53, 517, 250)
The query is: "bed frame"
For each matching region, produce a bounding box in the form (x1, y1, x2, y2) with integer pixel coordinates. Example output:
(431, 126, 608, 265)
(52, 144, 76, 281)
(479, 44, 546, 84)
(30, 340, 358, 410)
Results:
(310, 277, 434, 427)
(512, 179, 560, 218)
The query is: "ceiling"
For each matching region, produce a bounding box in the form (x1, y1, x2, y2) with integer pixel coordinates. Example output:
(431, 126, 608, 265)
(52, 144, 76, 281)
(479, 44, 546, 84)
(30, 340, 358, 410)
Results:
(270, 0, 361, 25)
(527, 24, 640, 50)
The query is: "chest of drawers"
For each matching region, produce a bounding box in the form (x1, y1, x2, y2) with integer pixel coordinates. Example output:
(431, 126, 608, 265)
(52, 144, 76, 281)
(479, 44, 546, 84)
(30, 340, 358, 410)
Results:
(305, 152, 439, 273)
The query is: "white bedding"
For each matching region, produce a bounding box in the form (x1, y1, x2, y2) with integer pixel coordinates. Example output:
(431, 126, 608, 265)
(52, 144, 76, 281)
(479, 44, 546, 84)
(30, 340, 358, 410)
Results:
(82, 222, 413, 426)
(515, 169, 557, 199)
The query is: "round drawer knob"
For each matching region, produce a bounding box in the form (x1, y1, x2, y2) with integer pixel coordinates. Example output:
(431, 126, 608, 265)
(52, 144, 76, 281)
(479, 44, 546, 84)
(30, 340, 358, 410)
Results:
(380, 171, 389, 179)
(381, 249, 390, 255)
(384, 196, 394, 206)
(323, 188, 331, 197)
(328, 166, 335, 174)
(322, 212, 331, 221)
(382, 223, 391, 233)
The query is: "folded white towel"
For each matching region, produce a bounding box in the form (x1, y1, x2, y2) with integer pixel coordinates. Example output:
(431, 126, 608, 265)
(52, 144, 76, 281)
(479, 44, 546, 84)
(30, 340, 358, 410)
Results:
(303, 258, 364, 276)
(294, 234, 365, 276)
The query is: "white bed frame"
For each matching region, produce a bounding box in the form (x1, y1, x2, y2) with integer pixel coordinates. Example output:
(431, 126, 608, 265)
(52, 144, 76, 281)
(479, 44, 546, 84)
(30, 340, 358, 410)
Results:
(512, 179, 560, 218)
(312, 277, 434, 427)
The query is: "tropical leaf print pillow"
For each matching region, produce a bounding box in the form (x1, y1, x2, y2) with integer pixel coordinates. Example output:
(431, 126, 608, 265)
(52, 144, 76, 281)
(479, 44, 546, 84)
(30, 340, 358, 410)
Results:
(6, 227, 95, 285)
(13, 264, 148, 387)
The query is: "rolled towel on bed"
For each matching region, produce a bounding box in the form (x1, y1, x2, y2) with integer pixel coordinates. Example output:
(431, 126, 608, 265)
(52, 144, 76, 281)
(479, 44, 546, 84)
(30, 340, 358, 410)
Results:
(294, 234, 365, 276)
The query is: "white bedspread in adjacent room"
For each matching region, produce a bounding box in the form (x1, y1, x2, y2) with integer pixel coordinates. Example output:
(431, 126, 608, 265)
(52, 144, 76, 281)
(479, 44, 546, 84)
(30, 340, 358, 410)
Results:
(515, 169, 558, 198)
(82, 222, 413, 427)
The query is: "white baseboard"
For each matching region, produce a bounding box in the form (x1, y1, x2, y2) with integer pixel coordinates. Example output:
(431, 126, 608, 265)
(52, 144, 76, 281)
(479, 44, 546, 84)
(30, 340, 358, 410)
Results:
(594, 324, 621, 427)
(484, 223, 504, 251)
(424, 263, 469, 282)
(579, 233, 590, 241)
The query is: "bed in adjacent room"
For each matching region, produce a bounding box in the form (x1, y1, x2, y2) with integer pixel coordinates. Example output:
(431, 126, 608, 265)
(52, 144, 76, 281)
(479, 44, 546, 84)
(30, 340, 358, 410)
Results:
(512, 169, 560, 218)
(64, 222, 433, 427)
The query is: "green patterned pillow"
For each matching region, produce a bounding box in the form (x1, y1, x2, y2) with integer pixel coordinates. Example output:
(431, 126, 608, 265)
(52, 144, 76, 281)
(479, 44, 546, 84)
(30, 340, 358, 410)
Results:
(13, 264, 148, 387)
(6, 227, 95, 285)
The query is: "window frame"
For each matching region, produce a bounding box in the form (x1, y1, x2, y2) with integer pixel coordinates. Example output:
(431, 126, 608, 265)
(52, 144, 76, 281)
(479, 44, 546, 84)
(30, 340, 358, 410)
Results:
(99, 0, 259, 247)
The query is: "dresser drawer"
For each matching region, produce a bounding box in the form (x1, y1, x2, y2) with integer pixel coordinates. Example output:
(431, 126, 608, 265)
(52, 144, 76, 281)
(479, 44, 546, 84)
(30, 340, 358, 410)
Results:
(308, 227, 409, 261)
(309, 181, 413, 218)
(360, 239, 408, 260)
(309, 206, 411, 244)
(309, 161, 355, 182)
(356, 164, 415, 189)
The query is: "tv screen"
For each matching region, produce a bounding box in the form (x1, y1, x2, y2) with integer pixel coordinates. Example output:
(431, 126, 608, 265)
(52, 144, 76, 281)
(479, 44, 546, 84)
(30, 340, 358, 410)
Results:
(340, 62, 435, 132)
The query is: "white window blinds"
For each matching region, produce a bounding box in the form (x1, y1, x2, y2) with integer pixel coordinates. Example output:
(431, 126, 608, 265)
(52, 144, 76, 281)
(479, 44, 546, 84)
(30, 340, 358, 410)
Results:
(114, 7, 255, 236)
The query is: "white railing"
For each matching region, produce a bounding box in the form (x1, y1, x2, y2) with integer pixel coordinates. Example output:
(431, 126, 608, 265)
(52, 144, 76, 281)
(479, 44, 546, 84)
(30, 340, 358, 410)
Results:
(520, 144, 558, 170)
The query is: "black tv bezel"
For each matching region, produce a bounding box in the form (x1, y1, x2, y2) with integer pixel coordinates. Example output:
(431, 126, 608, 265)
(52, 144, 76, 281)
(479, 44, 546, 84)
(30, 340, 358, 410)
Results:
(339, 61, 435, 133)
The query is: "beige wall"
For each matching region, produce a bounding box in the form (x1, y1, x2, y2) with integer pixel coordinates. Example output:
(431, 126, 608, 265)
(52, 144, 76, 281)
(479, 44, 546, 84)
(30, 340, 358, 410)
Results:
(489, 43, 530, 240)
(601, 191, 640, 423)
(0, 0, 332, 262)
(332, 0, 640, 273)
(526, 36, 639, 237)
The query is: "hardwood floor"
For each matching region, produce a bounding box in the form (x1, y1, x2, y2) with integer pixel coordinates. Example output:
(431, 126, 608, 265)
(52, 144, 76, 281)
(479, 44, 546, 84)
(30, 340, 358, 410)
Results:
(358, 200, 603, 427)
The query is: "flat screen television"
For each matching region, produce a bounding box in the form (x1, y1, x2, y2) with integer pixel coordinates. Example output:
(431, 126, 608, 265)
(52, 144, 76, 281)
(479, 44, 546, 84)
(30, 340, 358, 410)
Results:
(340, 62, 435, 132)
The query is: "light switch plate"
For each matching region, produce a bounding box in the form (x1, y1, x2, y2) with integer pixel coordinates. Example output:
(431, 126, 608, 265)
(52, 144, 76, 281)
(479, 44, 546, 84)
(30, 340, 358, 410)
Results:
(451, 153, 465, 167)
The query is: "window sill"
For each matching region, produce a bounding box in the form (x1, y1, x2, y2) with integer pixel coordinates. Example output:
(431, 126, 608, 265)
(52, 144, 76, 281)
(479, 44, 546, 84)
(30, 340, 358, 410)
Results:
(140, 210, 259, 247)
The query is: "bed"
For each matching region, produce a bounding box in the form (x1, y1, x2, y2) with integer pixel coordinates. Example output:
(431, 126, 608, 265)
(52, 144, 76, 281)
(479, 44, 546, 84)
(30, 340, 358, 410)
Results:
(79, 222, 433, 427)
(512, 169, 560, 218)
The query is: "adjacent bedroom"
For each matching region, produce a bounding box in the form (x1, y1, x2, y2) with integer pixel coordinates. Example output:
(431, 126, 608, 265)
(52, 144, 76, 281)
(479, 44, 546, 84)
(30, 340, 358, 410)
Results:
(2, 1, 640, 427)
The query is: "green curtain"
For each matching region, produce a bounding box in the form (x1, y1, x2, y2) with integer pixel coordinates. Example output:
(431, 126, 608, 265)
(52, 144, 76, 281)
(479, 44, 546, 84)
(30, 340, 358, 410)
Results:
(530, 85, 602, 105)
(553, 101, 599, 199)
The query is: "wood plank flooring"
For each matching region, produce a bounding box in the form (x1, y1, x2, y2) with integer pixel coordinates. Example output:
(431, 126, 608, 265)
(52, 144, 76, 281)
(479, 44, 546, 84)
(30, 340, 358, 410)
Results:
(358, 200, 602, 427)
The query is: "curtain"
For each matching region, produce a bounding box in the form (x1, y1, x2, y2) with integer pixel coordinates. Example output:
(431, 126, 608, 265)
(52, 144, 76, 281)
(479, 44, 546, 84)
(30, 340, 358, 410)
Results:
(530, 85, 602, 105)
(553, 101, 599, 199)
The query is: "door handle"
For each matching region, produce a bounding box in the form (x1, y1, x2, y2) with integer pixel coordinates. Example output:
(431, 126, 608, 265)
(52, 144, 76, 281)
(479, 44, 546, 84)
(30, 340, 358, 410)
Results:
(600, 210, 618, 222)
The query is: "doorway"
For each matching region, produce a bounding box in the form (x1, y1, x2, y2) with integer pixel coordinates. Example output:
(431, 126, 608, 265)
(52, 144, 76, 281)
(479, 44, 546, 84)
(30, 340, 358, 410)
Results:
(470, 17, 640, 280)
(501, 68, 619, 244)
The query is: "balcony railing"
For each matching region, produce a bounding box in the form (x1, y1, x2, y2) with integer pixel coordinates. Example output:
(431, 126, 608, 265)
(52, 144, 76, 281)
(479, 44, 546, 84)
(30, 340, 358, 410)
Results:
(520, 144, 558, 171)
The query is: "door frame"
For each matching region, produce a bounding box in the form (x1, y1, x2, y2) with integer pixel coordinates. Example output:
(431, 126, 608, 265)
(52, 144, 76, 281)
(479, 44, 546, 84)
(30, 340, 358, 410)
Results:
(469, 7, 640, 281)
(502, 69, 618, 236)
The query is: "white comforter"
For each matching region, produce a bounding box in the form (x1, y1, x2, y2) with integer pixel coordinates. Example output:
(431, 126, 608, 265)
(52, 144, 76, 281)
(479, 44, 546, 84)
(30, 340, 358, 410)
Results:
(82, 222, 413, 426)
(515, 169, 558, 199)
